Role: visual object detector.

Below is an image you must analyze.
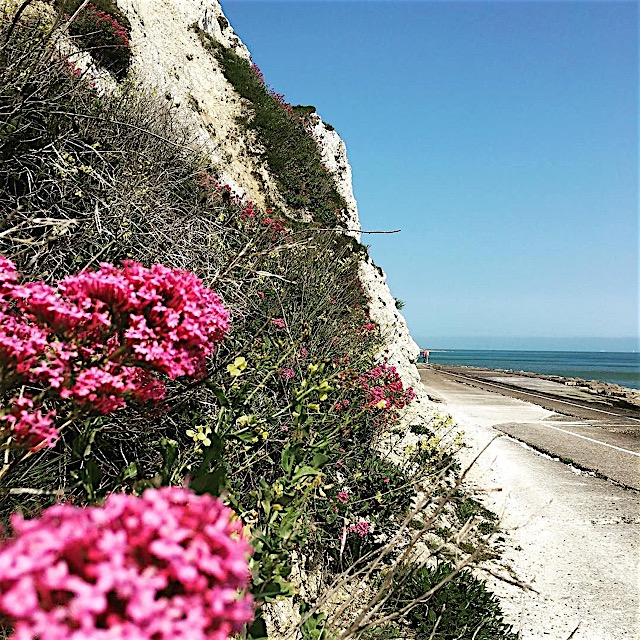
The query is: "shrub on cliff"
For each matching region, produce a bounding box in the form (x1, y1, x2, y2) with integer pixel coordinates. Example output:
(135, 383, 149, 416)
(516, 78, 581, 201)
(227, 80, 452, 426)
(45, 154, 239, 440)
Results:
(194, 27, 346, 228)
(382, 562, 518, 640)
(57, 0, 132, 78)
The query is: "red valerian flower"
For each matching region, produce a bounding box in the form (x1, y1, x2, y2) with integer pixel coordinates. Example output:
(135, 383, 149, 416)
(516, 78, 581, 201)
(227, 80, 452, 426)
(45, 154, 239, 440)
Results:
(0, 257, 230, 449)
(0, 487, 254, 640)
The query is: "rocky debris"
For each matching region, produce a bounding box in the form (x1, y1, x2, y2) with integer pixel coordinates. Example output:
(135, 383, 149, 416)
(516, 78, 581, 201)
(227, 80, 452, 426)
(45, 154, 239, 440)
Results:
(548, 375, 640, 409)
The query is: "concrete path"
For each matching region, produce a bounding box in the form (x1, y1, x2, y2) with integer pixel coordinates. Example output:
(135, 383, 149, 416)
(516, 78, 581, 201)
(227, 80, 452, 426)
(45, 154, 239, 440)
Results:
(423, 367, 640, 489)
(419, 368, 640, 640)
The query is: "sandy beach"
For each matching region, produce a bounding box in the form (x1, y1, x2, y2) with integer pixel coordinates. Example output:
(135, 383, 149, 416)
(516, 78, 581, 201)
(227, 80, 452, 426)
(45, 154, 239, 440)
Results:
(419, 365, 640, 640)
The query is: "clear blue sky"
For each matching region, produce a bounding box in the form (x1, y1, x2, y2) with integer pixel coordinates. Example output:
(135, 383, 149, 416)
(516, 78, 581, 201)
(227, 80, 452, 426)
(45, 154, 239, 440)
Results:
(221, 0, 639, 351)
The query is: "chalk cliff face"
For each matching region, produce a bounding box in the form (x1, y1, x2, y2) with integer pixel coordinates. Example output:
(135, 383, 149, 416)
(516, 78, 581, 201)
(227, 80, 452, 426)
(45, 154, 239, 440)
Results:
(118, 0, 283, 208)
(118, 0, 421, 386)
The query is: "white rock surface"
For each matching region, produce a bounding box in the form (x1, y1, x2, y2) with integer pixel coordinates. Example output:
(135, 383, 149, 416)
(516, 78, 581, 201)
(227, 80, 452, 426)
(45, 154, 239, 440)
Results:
(359, 258, 421, 388)
(118, 0, 422, 389)
(118, 0, 284, 208)
(307, 115, 421, 389)
(307, 113, 361, 238)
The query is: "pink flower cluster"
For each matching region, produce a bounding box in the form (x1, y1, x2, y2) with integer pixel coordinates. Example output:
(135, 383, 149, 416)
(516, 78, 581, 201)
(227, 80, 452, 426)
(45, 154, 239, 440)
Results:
(271, 318, 286, 331)
(0, 487, 254, 640)
(79, 4, 130, 47)
(359, 364, 415, 412)
(261, 214, 286, 235)
(1, 397, 58, 451)
(333, 398, 351, 412)
(251, 62, 265, 84)
(0, 257, 229, 449)
(348, 520, 370, 538)
(198, 176, 243, 207)
(280, 368, 295, 382)
(197, 175, 289, 242)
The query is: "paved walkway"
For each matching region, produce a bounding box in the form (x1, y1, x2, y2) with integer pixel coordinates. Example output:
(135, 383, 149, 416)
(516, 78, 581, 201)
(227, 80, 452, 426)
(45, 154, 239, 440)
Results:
(421, 367, 640, 489)
(419, 367, 640, 640)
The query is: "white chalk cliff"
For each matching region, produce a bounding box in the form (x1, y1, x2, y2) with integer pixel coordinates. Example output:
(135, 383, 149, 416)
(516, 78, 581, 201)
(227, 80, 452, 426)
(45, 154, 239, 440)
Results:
(118, 0, 421, 387)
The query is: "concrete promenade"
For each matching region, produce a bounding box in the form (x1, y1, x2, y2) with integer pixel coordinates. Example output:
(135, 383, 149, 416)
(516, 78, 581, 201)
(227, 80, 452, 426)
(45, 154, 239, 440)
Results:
(419, 366, 640, 640)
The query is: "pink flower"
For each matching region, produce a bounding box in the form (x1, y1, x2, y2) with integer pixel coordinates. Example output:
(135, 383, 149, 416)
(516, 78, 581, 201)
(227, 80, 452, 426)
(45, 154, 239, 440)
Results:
(0, 256, 18, 294)
(251, 62, 265, 84)
(271, 318, 286, 330)
(280, 368, 294, 381)
(348, 521, 370, 538)
(0, 257, 229, 423)
(0, 487, 254, 640)
(0, 397, 58, 450)
(337, 491, 349, 504)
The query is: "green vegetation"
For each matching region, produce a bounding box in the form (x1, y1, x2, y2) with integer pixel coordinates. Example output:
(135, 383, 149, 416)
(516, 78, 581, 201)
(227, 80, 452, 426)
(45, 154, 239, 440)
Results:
(56, 0, 132, 78)
(383, 562, 518, 640)
(456, 496, 499, 535)
(0, 8, 515, 640)
(194, 26, 346, 227)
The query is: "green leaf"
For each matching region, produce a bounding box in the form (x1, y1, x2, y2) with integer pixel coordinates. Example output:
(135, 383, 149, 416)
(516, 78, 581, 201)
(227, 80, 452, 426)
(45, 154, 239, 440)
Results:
(281, 445, 294, 473)
(204, 380, 231, 407)
(116, 461, 138, 484)
(291, 465, 319, 482)
(159, 438, 178, 484)
(299, 604, 328, 640)
(311, 452, 329, 468)
(247, 613, 268, 640)
(197, 432, 223, 474)
(190, 466, 227, 497)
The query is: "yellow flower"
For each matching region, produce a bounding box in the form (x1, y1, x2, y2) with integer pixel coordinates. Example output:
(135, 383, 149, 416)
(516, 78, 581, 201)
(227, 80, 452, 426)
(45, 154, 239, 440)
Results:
(375, 399, 387, 409)
(227, 356, 247, 377)
(187, 424, 212, 449)
(308, 403, 320, 412)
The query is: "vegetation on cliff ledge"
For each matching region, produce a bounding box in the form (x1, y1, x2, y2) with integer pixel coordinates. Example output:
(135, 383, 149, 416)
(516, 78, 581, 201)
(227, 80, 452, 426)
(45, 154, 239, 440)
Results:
(195, 26, 347, 228)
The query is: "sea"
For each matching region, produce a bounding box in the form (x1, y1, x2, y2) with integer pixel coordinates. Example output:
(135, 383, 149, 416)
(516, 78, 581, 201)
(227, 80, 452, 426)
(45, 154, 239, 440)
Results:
(423, 350, 640, 390)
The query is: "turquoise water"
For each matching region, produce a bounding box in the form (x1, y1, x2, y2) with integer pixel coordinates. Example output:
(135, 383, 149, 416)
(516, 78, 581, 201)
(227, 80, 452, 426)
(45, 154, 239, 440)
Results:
(423, 350, 640, 390)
